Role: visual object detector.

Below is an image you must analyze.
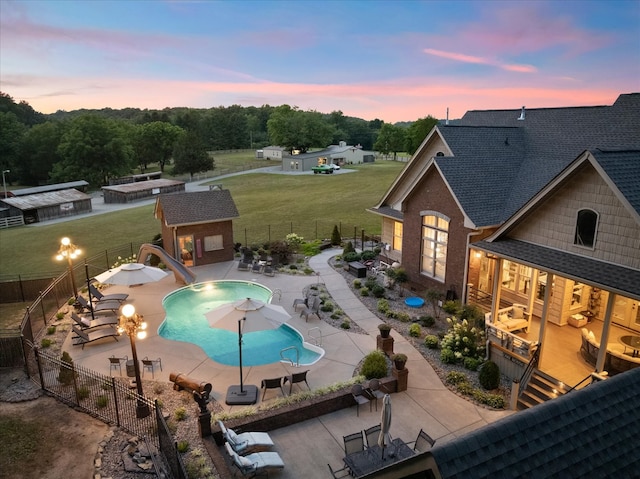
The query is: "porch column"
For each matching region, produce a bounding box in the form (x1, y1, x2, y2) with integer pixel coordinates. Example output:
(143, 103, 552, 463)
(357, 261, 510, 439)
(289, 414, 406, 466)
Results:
(490, 257, 503, 319)
(595, 292, 616, 373)
(537, 272, 553, 360)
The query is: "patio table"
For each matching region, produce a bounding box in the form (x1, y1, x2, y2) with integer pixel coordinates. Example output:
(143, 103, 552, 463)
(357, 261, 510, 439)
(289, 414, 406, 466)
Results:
(619, 335, 640, 357)
(343, 437, 415, 478)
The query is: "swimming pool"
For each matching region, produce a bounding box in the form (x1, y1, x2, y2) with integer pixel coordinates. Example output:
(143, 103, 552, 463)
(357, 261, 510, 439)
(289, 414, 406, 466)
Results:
(159, 281, 324, 366)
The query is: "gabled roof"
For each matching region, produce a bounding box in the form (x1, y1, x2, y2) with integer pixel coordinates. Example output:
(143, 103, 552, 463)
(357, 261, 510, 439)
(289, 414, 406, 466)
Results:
(592, 149, 640, 218)
(155, 190, 239, 227)
(373, 93, 640, 228)
(10, 180, 89, 196)
(1, 188, 91, 210)
(432, 368, 640, 478)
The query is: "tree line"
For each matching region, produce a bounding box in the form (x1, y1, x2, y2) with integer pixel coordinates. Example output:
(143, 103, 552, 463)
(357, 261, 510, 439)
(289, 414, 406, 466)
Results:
(0, 92, 438, 188)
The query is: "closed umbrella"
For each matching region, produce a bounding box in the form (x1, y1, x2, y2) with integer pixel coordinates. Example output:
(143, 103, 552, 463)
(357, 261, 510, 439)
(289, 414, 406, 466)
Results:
(205, 298, 291, 406)
(378, 393, 392, 460)
(94, 262, 168, 286)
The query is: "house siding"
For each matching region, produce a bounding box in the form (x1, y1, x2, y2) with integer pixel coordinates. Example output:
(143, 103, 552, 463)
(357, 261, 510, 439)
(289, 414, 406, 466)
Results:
(510, 163, 640, 269)
(403, 171, 472, 296)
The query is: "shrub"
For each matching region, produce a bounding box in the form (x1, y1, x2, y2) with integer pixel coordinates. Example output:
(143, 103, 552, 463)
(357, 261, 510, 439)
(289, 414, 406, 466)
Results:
(364, 276, 378, 290)
(361, 250, 377, 261)
(377, 299, 390, 314)
(174, 407, 187, 421)
(360, 288, 369, 297)
(47, 326, 57, 335)
(331, 225, 341, 245)
(340, 320, 351, 329)
(371, 284, 386, 298)
(96, 396, 108, 408)
(343, 241, 355, 255)
(408, 323, 421, 337)
(41, 338, 53, 348)
(442, 300, 460, 315)
(459, 304, 484, 328)
(424, 335, 439, 349)
(285, 233, 304, 252)
(479, 361, 500, 390)
(78, 386, 90, 399)
(440, 317, 485, 360)
(303, 267, 314, 275)
(56, 312, 65, 320)
(58, 351, 75, 385)
(445, 371, 468, 385)
(396, 311, 411, 322)
(419, 315, 435, 327)
(67, 297, 75, 305)
(320, 301, 334, 312)
(343, 252, 361, 263)
(440, 348, 456, 364)
(464, 357, 481, 371)
(352, 279, 362, 289)
(360, 350, 388, 379)
(288, 264, 298, 270)
(177, 440, 190, 453)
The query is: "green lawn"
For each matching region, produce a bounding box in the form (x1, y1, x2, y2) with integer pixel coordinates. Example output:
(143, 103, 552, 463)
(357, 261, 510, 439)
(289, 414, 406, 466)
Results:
(0, 161, 405, 277)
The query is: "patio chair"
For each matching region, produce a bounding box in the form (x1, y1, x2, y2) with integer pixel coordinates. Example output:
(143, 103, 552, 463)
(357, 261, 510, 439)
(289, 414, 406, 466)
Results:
(300, 296, 321, 322)
(409, 428, 436, 452)
(363, 424, 381, 449)
(224, 442, 284, 477)
(89, 283, 128, 302)
(72, 325, 119, 349)
(71, 311, 117, 330)
(283, 370, 310, 394)
(351, 384, 371, 416)
(327, 463, 351, 478)
(263, 264, 275, 276)
(260, 377, 285, 400)
(292, 296, 308, 312)
(238, 260, 250, 271)
(142, 357, 162, 378)
(366, 378, 386, 411)
(217, 420, 274, 454)
(108, 355, 128, 376)
(251, 262, 263, 274)
(343, 431, 365, 455)
(77, 295, 121, 314)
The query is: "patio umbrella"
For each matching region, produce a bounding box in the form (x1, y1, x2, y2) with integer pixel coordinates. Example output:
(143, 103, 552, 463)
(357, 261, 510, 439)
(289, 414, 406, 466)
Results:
(94, 262, 168, 286)
(378, 393, 392, 460)
(205, 298, 291, 406)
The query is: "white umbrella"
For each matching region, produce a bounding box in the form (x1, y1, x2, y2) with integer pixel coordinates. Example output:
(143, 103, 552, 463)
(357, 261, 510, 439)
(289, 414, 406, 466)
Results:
(94, 262, 169, 286)
(378, 393, 392, 460)
(205, 297, 291, 333)
(205, 298, 291, 405)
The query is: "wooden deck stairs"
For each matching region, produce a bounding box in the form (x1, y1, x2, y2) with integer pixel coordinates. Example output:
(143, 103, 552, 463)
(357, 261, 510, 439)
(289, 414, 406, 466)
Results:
(517, 369, 572, 410)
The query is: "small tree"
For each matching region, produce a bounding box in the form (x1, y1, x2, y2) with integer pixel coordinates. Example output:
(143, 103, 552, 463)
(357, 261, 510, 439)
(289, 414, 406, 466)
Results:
(58, 351, 75, 386)
(394, 268, 408, 297)
(425, 289, 444, 319)
(331, 225, 341, 245)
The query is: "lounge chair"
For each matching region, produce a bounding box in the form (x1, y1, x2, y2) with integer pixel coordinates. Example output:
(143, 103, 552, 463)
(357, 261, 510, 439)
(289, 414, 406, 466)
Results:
(238, 260, 250, 271)
(224, 442, 284, 477)
(72, 325, 118, 349)
(217, 420, 274, 454)
(260, 377, 285, 400)
(77, 295, 122, 314)
(251, 262, 263, 274)
(283, 370, 310, 394)
(71, 311, 117, 330)
(300, 296, 321, 322)
(89, 283, 128, 302)
(263, 264, 275, 276)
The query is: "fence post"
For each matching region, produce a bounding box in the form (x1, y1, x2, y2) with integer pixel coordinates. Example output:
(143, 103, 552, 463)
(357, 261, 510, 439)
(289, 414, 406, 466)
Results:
(112, 376, 121, 427)
(34, 347, 45, 390)
(244, 229, 247, 247)
(353, 226, 357, 246)
(39, 291, 47, 326)
(18, 274, 25, 302)
(361, 229, 365, 249)
(268, 224, 271, 243)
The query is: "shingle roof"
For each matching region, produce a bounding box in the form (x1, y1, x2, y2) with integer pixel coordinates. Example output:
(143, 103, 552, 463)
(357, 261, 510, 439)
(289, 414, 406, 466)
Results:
(1, 188, 91, 210)
(437, 93, 640, 227)
(431, 368, 640, 478)
(157, 190, 239, 226)
(591, 149, 640, 217)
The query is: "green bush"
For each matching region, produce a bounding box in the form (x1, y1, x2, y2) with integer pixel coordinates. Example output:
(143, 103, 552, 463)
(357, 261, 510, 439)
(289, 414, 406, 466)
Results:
(177, 440, 190, 453)
(396, 311, 411, 322)
(174, 407, 187, 421)
(288, 264, 298, 270)
(56, 312, 65, 320)
(58, 351, 74, 385)
(442, 300, 460, 315)
(360, 350, 388, 379)
(377, 299, 390, 313)
(303, 267, 314, 275)
(343, 252, 361, 263)
(340, 320, 351, 329)
(96, 396, 108, 408)
(424, 335, 439, 349)
(371, 284, 386, 298)
(331, 225, 341, 245)
(320, 302, 334, 312)
(343, 241, 355, 255)
(67, 298, 75, 305)
(408, 323, 421, 337)
(440, 348, 456, 364)
(360, 288, 369, 297)
(41, 338, 53, 348)
(364, 277, 378, 290)
(78, 386, 90, 399)
(445, 371, 468, 385)
(479, 361, 500, 390)
(440, 317, 485, 361)
(352, 279, 362, 289)
(361, 250, 377, 261)
(47, 326, 57, 335)
(464, 357, 481, 371)
(419, 315, 435, 327)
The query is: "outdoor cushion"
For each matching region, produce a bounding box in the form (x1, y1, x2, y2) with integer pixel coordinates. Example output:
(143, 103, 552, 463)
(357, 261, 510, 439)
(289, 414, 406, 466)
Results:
(512, 306, 524, 319)
(498, 313, 510, 323)
(226, 428, 239, 445)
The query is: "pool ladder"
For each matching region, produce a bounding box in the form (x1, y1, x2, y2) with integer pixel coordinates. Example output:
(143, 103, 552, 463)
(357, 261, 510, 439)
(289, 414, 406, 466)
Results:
(280, 346, 299, 367)
(308, 327, 323, 346)
(269, 289, 282, 303)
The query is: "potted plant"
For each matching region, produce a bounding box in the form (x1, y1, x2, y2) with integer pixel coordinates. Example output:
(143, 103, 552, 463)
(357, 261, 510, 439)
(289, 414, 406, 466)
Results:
(392, 353, 407, 370)
(378, 323, 391, 338)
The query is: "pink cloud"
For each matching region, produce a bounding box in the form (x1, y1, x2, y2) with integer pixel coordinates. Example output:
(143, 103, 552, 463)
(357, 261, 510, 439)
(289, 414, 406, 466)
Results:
(423, 48, 537, 73)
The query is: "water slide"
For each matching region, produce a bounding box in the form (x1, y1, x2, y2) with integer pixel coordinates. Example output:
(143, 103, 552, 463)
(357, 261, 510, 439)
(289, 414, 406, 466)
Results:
(137, 244, 197, 285)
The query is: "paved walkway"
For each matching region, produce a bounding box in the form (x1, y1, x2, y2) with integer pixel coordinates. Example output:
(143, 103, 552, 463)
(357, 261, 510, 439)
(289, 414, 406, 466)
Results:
(64, 249, 512, 477)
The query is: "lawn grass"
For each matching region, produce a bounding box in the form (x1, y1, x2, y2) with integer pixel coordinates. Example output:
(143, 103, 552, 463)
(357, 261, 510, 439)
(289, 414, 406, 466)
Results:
(0, 160, 405, 277)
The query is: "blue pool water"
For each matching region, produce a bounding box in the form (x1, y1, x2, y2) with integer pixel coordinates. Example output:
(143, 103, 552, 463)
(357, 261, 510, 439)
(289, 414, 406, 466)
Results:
(159, 281, 323, 366)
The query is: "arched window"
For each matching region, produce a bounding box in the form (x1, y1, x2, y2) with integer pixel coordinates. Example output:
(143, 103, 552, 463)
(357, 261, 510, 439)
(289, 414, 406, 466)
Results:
(574, 209, 598, 248)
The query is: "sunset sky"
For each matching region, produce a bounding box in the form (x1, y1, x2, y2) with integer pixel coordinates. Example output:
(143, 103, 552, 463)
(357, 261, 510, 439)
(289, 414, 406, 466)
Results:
(1, 0, 639, 122)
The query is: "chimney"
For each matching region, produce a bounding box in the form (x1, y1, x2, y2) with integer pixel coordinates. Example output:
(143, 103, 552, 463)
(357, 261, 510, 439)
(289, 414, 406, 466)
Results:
(446, 107, 449, 125)
(517, 106, 526, 121)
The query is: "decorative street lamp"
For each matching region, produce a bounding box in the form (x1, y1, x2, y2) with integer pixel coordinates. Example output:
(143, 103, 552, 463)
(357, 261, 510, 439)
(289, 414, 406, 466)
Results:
(1, 169, 9, 199)
(56, 237, 81, 300)
(118, 304, 151, 418)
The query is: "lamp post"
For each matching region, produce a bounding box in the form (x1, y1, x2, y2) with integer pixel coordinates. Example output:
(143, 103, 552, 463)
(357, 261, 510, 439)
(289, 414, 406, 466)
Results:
(56, 237, 81, 300)
(1, 169, 9, 199)
(118, 304, 150, 418)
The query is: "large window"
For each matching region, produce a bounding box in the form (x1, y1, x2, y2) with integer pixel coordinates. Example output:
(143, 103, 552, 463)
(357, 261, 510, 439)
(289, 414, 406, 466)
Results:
(421, 213, 449, 281)
(574, 208, 598, 248)
(392, 222, 403, 251)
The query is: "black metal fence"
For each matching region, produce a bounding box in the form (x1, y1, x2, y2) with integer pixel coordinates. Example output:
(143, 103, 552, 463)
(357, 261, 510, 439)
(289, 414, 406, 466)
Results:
(157, 404, 189, 479)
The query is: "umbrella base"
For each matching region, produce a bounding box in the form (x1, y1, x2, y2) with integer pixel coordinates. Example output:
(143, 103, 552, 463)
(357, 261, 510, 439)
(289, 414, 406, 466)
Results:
(225, 385, 258, 405)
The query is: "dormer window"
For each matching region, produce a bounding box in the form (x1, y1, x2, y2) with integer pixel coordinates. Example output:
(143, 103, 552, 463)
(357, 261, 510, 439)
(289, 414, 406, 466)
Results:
(574, 209, 598, 248)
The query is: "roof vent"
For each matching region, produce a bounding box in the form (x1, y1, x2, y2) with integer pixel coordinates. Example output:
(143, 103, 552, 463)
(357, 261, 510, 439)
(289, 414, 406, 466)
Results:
(517, 106, 526, 121)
